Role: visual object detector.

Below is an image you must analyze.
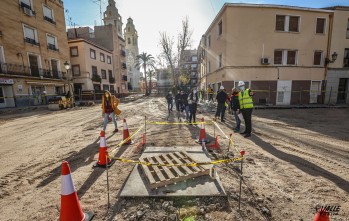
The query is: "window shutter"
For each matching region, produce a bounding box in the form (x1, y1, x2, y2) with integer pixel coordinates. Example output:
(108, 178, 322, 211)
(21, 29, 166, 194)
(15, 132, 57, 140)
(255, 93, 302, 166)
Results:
(21, 0, 31, 6)
(43, 6, 52, 19)
(274, 50, 283, 64)
(289, 16, 299, 32)
(276, 15, 285, 31)
(316, 18, 325, 34)
(313, 51, 322, 65)
(47, 35, 55, 45)
(24, 26, 35, 40)
(287, 50, 296, 65)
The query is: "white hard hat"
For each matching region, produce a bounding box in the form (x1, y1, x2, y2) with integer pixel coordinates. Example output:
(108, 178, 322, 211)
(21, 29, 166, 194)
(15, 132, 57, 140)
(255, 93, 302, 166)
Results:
(220, 85, 224, 90)
(238, 81, 245, 87)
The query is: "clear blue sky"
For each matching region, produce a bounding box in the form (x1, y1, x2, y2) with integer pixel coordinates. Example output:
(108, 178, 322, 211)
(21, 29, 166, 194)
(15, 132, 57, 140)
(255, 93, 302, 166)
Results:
(64, 0, 349, 59)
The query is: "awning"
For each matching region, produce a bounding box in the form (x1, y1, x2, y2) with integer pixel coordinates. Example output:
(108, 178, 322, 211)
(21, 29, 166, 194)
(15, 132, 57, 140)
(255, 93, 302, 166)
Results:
(26, 81, 66, 86)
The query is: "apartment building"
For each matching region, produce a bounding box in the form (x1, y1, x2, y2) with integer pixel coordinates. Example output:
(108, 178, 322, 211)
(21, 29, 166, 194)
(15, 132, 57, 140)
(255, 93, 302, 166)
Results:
(179, 50, 198, 91)
(324, 6, 349, 104)
(0, 0, 69, 108)
(68, 38, 114, 94)
(198, 4, 335, 105)
(67, 0, 128, 95)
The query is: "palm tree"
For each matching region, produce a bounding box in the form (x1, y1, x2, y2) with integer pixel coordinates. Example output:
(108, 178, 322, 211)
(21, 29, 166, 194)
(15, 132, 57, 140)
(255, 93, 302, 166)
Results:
(135, 52, 155, 95)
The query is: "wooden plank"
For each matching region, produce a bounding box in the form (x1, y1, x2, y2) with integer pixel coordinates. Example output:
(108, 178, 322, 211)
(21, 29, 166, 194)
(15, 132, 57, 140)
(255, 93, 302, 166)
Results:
(168, 153, 193, 175)
(161, 154, 185, 177)
(174, 152, 202, 172)
(153, 155, 176, 179)
(139, 163, 157, 185)
(146, 157, 167, 182)
(179, 151, 210, 171)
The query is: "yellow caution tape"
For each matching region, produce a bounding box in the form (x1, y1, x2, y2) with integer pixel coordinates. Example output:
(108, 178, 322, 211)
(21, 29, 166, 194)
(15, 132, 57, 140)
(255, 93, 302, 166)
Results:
(146, 121, 214, 125)
(106, 155, 243, 167)
(110, 124, 145, 153)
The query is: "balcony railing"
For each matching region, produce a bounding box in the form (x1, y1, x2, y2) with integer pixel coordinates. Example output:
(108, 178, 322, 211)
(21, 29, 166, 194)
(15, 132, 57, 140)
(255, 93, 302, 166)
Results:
(44, 16, 56, 24)
(0, 63, 66, 79)
(109, 77, 115, 83)
(24, 37, 40, 46)
(122, 62, 127, 69)
(122, 75, 127, 81)
(47, 43, 59, 51)
(92, 74, 102, 83)
(121, 50, 126, 57)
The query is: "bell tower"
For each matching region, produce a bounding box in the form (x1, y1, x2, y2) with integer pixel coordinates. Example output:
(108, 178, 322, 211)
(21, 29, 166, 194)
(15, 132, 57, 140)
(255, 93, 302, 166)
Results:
(103, 0, 123, 37)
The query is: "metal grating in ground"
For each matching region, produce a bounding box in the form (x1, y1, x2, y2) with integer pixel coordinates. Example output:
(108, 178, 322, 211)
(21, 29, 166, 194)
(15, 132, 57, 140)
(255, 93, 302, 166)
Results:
(139, 151, 210, 189)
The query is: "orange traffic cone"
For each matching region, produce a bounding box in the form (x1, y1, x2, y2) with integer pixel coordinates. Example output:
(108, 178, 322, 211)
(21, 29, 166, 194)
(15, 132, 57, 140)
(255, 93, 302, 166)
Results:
(123, 119, 134, 145)
(313, 208, 330, 221)
(94, 130, 114, 168)
(60, 161, 94, 221)
(207, 135, 220, 150)
(196, 117, 210, 144)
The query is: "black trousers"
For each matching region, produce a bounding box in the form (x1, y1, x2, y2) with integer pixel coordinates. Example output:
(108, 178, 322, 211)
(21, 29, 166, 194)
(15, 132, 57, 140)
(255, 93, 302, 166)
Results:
(215, 103, 226, 121)
(189, 103, 197, 122)
(241, 108, 253, 134)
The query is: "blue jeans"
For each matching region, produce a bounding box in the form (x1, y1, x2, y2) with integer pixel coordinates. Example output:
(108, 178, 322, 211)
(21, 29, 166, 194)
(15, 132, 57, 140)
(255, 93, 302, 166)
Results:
(103, 113, 118, 131)
(233, 110, 241, 130)
(185, 105, 190, 121)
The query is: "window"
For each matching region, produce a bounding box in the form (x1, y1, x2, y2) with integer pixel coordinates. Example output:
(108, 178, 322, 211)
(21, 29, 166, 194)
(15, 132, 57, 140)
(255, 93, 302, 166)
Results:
(110, 85, 115, 92)
(20, 0, 32, 10)
(275, 15, 300, 32)
(43, 5, 55, 24)
(191, 64, 197, 70)
(23, 24, 38, 45)
(107, 56, 111, 64)
(70, 47, 78, 57)
(191, 56, 197, 62)
(344, 48, 349, 67)
(218, 20, 222, 35)
(316, 18, 326, 34)
(346, 19, 349, 39)
(207, 60, 211, 72)
(313, 51, 322, 65)
(108, 70, 113, 79)
(47, 34, 58, 51)
(208, 35, 211, 47)
(101, 69, 106, 79)
(128, 38, 131, 44)
(72, 65, 80, 76)
(90, 49, 96, 59)
(103, 84, 109, 91)
(92, 66, 98, 75)
(218, 54, 222, 68)
(274, 49, 298, 65)
(100, 53, 105, 62)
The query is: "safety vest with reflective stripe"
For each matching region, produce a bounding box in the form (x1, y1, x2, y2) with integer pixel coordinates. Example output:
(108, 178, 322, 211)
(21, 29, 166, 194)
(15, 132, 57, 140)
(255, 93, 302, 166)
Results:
(238, 89, 254, 109)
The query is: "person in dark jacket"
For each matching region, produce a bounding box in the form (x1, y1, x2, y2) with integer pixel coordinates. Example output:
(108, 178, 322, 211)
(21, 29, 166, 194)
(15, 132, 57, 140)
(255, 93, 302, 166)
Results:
(188, 88, 199, 123)
(175, 91, 182, 119)
(181, 91, 190, 122)
(230, 87, 241, 132)
(165, 91, 173, 112)
(215, 85, 228, 122)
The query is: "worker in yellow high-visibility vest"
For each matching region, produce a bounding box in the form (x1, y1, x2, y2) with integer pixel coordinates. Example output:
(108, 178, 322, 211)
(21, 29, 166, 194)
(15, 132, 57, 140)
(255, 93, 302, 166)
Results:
(238, 81, 254, 138)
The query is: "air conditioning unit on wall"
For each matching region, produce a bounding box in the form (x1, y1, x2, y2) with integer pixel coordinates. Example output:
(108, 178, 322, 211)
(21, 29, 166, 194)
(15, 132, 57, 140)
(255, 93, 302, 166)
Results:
(261, 58, 270, 65)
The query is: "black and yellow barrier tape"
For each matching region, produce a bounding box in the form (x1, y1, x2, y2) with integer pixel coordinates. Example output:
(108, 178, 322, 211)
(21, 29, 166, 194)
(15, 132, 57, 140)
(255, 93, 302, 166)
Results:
(146, 121, 214, 125)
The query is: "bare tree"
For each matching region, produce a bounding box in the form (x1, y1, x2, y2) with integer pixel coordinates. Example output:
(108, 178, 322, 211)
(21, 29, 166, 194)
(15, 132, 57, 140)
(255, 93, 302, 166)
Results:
(177, 16, 193, 65)
(159, 32, 177, 86)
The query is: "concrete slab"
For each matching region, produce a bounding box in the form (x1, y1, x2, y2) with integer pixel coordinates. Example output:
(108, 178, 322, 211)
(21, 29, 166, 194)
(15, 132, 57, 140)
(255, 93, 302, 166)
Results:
(119, 146, 226, 197)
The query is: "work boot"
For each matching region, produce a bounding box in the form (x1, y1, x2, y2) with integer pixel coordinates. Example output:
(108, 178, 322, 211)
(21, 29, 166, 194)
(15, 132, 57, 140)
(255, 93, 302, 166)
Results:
(113, 129, 119, 133)
(244, 133, 251, 138)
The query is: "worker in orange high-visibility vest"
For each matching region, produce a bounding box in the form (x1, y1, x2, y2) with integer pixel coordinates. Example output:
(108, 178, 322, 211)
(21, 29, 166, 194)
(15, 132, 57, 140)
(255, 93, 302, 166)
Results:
(238, 81, 254, 138)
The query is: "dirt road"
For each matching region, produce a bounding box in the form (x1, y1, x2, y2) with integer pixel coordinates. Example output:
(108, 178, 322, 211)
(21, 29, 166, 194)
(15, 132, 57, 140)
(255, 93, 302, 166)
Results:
(0, 97, 348, 220)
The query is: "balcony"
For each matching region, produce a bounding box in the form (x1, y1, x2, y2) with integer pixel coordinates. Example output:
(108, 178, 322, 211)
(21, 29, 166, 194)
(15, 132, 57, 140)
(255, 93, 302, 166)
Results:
(122, 75, 127, 81)
(122, 62, 127, 69)
(24, 37, 40, 46)
(109, 77, 115, 83)
(0, 63, 66, 79)
(44, 16, 56, 24)
(92, 74, 101, 83)
(47, 43, 59, 51)
(121, 50, 126, 57)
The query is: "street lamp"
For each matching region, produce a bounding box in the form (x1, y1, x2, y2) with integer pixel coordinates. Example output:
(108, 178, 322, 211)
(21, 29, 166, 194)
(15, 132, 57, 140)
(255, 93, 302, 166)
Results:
(64, 61, 74, 103)
(325, 52, 338, 65)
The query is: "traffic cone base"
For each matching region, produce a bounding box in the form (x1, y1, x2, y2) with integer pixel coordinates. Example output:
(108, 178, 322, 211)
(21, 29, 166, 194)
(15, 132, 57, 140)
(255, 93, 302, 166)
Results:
(94, 131, 115, 168)
(207, 135, 220, 150)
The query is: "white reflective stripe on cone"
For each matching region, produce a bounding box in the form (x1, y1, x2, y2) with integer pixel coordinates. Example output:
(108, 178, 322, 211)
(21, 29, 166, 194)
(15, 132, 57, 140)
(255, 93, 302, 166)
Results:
(61, 174, 76, 195)
(123, 123, 128, 130)
(100, 137, 106, 147)
(201, 122, 204, 129)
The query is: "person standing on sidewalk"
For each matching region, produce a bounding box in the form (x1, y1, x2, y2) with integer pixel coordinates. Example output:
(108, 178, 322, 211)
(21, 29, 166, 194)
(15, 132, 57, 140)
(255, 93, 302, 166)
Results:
(188, 88, 199, 123)
(230, 87, 241, 132)
(165, 91, 173, 112)
(101, 90, 120, 133)
(215, 85, 228, 122)
(238, 81, 254, 138)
